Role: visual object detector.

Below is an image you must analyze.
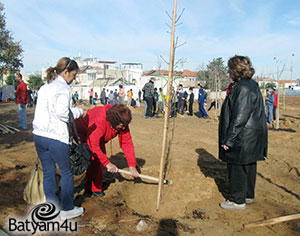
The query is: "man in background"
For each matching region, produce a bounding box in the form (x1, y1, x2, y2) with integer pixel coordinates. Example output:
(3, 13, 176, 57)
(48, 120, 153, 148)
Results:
(15, 72, 28, 130)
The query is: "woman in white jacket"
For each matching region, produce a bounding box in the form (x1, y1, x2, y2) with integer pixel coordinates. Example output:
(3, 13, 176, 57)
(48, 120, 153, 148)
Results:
(33, 57, 86, 220)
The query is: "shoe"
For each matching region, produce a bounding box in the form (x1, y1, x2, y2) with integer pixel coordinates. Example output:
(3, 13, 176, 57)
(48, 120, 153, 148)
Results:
(246, 198, 255, 204)
(220, 200, 246, 210)
(60, 206, 84, 220)
(86, 191, 105, 197)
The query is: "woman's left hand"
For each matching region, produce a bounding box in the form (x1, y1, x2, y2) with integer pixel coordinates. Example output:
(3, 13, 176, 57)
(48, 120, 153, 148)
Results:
(222, 144, 230, 151)
(129, 167, 139, 178)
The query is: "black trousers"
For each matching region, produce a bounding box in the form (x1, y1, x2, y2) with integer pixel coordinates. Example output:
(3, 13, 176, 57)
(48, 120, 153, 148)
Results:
(188, 102, 193, 116)
(227, 162, 257, 204)
(153, 101, 157, 115)
(145, 97, 153, 117)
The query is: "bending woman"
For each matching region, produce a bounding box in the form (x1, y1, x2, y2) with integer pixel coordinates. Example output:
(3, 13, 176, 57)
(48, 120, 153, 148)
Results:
(32, 57, 86, 220)
(75, 104, 139, 197)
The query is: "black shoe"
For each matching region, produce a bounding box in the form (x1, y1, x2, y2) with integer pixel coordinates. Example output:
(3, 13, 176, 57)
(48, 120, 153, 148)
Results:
(86, 191, 105, 197)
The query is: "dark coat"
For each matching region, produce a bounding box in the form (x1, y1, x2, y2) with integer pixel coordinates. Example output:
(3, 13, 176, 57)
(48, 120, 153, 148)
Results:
(218, 79, 267, 165)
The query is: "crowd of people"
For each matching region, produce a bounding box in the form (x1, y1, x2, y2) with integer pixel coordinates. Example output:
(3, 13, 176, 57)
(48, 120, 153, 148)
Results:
(10, 54, 272, 221)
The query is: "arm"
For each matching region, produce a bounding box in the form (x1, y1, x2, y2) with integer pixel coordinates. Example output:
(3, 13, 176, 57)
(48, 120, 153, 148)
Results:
(222, 85, 253, 148)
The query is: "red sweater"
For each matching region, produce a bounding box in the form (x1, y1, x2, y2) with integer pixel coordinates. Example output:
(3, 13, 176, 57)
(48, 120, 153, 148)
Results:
(75, 105, 137, 167)
(15, 81, 28, 104)
(273, 93, 278, 107)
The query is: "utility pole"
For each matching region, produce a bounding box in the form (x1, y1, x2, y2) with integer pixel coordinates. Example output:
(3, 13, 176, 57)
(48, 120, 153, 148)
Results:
(157, 0, 178, 211)
(214, 71, 218, 121)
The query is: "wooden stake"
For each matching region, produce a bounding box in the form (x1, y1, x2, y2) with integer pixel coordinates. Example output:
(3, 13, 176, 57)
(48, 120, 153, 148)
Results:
(118, 169, 170, 184)
(0, 124, 14, 134)
(156, 0, 178, 211)
(243, 213, 300, 228)
(5, 124, 20, 132)
(110, 140, 113, 157)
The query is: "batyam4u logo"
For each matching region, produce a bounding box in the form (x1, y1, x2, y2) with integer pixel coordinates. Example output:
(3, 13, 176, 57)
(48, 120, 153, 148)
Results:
(7, 202, 78, 234)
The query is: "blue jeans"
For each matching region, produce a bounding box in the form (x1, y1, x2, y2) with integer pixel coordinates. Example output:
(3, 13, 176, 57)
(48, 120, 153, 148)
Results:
(17, 104, 27, 129)
(198, 102, 208, 117)
(266, 104, 273, 124)
(33, 135, 74, 211)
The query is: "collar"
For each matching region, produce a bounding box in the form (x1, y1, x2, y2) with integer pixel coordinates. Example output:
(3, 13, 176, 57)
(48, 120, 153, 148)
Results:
(57, 75, 68, 84)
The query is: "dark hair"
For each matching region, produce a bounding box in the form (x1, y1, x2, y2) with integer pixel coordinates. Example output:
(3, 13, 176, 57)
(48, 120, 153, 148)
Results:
(15, 72, 22, 79)
(119, 85, 123, 88)
(46, 57, 79, 84)
(189, 87, 193, 90)
(228, 55, 255, 80)
(106, 104, 132, 129)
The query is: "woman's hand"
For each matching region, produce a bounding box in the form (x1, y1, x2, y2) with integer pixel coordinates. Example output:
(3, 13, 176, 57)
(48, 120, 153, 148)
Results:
(129, 166, 139, 178)
(106, 163, 118, 173)
(221, 144, 230, 151)
(82, 109, 88, 117)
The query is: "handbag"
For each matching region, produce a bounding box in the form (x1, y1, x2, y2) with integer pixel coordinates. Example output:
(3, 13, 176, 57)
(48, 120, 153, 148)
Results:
(23, 160, 46, 204)
(68, 109, 92, 175)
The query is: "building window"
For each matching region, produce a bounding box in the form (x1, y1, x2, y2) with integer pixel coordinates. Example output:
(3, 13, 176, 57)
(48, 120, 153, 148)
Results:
(88, 73, 96, 81)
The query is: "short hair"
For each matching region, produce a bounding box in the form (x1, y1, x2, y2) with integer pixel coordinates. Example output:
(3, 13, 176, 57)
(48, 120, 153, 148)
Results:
(228, 55, 255, 80)
(15, 72, 22, 79)
(189, 87, 193, 90)
(106, 104, 132, 129)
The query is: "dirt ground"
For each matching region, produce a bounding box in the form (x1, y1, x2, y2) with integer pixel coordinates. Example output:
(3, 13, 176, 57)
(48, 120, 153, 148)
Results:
(0, 96, 300, 236)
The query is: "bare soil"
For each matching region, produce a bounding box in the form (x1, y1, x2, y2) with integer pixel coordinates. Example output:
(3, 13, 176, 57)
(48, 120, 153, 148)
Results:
(0, 96, 300, 235)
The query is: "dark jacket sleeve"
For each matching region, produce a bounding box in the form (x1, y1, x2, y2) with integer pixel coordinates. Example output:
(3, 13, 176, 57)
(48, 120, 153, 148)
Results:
(222, 85, 253, 148)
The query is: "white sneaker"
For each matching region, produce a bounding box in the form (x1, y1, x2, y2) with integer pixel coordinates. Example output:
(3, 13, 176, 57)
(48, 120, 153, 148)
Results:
(60, 206, 84, 220)
(220, 200, 246, 210)
(246, 198, 255, 204)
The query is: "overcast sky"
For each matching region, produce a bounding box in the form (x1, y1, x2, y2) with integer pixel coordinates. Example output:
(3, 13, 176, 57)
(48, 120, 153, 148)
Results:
(2, 0, 300, 80)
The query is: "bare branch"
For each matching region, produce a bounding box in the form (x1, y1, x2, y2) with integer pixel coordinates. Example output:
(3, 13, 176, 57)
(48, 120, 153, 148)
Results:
(175, 41, 187, 49)
(175, 8, 185, 23)
(166, 31, 171, 35)
(165, 23, 172, 30)
(165, 11, 172, 21)
(160, 55, 169, 65)
(175, 22, 183, 27)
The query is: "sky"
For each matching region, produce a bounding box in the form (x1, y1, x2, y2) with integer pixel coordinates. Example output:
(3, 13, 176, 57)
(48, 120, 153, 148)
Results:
(2, 0, 300, 80)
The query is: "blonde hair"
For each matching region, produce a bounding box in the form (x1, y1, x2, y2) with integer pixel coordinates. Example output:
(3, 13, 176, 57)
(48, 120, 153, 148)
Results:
(228, 55, 255, 80)
(46, 57, 79, 83)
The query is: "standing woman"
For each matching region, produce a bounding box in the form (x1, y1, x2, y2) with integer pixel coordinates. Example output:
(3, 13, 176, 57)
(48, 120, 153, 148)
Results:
(32, 57, 86, 220)
(219, 55, 267, 210)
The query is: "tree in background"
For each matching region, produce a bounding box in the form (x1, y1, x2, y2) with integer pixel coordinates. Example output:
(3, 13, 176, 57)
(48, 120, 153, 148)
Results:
(4, 71, 15, 85)
(27, 74, 44, 90)
(0, 3, 23, 85)
(197, 57, 230, 90)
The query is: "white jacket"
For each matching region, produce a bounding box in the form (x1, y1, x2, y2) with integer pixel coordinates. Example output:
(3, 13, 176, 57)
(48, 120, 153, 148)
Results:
(32, 76, 83, 144)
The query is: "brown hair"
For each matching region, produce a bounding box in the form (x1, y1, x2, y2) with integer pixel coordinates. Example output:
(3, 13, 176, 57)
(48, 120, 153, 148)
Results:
(15, 72, 22, 79)
(106, 104, 132, 129)
(46, 57, 79, 83)
(228, 55, 255, 81)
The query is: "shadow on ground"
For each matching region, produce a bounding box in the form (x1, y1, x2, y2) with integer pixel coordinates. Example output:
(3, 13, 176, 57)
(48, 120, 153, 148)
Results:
(196, 148, 229, 199)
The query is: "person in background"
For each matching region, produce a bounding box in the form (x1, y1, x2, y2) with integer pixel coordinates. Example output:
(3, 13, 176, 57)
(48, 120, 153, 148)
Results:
(272, 88, 278, 122)
(89, 88, 93, 105)
(153, 88, 159, 115)
(15, 72, 28, 130)
(74, 104, 139, 197)
(138, 89, 142, 102)
(135, 98, 141, 107)
(127, 89, 133, 106)
(188, 87, 194, 116)
(142, 77, 155, 118)
(100, 88, 106, 105)
(177, 84, 186, 115)
(27, 87, 33, 108)
(265, 88, 274, 125)
(94, 92, 99, 105)
(158, 88, 164, 114)
(32, 57, 86, 220)
(219, 55, 267, 210)
(108, 90, 114, 104)
(118, 85, 125, 104)
(74, 91, 79, 101)
(113, 89, 119, 104)
(197, 84, 208, 118)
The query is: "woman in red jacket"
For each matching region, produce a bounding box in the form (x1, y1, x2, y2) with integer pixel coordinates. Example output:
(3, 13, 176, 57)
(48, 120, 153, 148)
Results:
(75, 104, 139, 197)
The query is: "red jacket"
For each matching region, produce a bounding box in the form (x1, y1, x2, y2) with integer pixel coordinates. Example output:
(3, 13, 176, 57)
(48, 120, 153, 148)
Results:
(75, 105, 137, 167)
(15, 81, 28, 104)
(273, 93, 278, 107)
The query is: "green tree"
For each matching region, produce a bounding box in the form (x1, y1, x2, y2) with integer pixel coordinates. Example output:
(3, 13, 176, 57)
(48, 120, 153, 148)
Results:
(4, 71, 15, 85)
(27, 74, 44, 90)
(198, 57, 230, 90)
(0, 3, 23, 84)
(264, 82, 276, 89)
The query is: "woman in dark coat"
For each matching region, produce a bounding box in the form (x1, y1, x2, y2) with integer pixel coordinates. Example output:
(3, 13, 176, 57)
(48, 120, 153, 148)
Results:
(219, 55, 267, 210)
